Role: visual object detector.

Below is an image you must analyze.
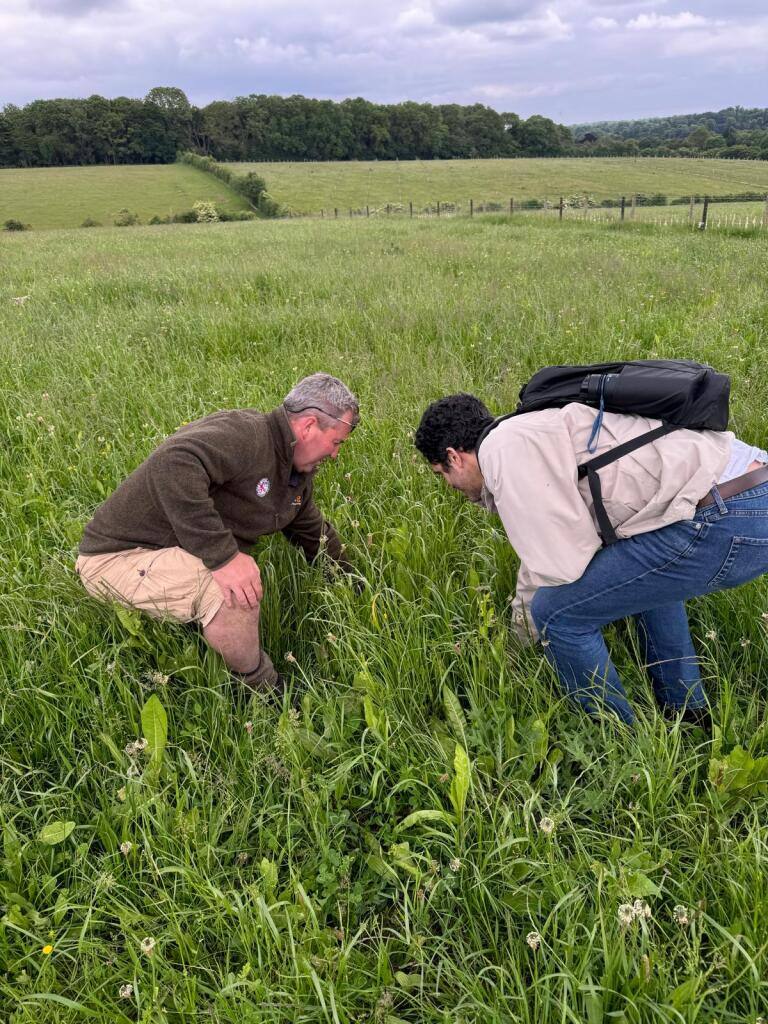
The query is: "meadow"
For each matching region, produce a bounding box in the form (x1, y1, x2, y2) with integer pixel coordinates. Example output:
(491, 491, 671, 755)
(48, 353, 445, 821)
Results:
(2, 215, 768, 1023)
(0, 164, 250, 230)
(224, 157, 768, 213)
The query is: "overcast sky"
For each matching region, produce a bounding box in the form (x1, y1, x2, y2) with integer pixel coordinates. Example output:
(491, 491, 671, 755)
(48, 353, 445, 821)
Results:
(2, 0, 766, 123)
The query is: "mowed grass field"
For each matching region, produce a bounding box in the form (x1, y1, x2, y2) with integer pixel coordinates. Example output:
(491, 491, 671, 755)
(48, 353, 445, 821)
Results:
(2, 215, 768, 1022)
(0, 164, 250, 230)
(225, 156, 768, 212)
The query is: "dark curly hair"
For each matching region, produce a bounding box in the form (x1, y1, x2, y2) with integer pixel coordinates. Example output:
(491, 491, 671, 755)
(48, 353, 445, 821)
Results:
(414, 393, 494, 465)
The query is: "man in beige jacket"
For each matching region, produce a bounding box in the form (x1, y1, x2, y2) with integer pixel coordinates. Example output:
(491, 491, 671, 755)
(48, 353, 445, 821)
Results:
(415, 393, 768, 727)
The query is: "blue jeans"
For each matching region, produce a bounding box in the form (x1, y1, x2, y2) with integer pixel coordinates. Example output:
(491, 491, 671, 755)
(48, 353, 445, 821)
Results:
(530, 481, 768, 724)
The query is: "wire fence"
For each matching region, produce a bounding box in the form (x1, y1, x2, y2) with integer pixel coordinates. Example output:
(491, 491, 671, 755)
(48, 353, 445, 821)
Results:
(288, 194, 768, 231)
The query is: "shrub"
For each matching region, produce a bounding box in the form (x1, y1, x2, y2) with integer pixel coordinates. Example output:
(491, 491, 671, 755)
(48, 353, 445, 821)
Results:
(80, 217, 101, 228)
(171, 210, 197, 224)
(114, 209, 140, 227)
(193, 200, 219, 223)
(218, 210, 256, 222)
(148, 215, 166, 225)
(3, 219, 27, 231)
(257, 192, 283, 218)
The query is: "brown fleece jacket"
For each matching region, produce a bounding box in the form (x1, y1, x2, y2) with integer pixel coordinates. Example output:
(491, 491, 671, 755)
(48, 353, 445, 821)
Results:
(79, 405, 350, 571)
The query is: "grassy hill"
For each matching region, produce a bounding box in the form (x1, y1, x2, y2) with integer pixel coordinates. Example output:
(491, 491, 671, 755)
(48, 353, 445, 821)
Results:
(224, 157, 768, 212)
(0, 163, 250, 230)
(2, 214, 768, 1020)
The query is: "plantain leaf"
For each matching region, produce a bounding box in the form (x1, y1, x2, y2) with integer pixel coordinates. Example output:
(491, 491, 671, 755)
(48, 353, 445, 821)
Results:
(449, 742, 471, 823)
(398, 809, 455, 830)
(38, 821, 75, 845)
(141, 694, 168, 766)
(442, 684, 467, 742)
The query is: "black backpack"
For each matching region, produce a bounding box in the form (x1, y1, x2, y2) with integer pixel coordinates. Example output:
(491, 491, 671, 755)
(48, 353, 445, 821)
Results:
(479, 359, 730, 545)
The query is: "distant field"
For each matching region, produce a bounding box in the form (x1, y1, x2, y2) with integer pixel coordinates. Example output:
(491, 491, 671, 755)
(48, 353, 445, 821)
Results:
(225, 157, 768, 212)
(0, 164, 250, 230)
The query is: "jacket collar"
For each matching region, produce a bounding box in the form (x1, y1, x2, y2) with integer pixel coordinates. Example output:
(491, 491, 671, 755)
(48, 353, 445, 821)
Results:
(266, 405, 298, 468)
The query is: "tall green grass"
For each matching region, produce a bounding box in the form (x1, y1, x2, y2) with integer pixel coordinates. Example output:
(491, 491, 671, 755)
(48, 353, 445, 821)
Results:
(1, 217, 767, 1022)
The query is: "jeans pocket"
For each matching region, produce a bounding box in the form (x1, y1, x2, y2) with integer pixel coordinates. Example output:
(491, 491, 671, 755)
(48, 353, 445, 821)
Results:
(707, 536, 768, 589)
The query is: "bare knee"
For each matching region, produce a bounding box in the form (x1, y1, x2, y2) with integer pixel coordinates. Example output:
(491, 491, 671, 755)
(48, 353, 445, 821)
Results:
(203, 600, 262, 672)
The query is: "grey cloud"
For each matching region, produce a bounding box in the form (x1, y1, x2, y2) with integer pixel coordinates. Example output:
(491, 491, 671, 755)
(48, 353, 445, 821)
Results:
(432, 0, 542, 27)
(28, 0, 126, 14)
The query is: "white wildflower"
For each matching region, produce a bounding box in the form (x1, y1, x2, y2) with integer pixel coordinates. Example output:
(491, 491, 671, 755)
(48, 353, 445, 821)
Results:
(618, 903, 635, 928)
(538, 816, 556, 836)
(119, 983, 134, 999)
(632, 899, 651, 920)
(673, 904, 690, 927)
(449, 857, 462, 872)
(140, 936, 156, 957)
(12, 295, 30, 306)
(119, 841, 133, 855)
(526, 931, 541, 951)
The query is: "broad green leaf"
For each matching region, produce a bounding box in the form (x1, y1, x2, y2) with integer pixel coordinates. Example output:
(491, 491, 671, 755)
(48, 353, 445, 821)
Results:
(709, 745, 768, 811)
(259, 858, 278, 898)
(294, 728, 335, 760)
(527, 718, 549, 765)
(395, 971, 422, 991)
(113, 603, 143, 636)
(141, 694, 168, 765)
(622, 870, 660, 898)
(669, 977, 698, 1009)
(38, 821, 75, 845)
(449, 742, 471, 823)
(398, 809, 455, 830)
(442, 684, 467, 742)
(364, 695, 383, 738)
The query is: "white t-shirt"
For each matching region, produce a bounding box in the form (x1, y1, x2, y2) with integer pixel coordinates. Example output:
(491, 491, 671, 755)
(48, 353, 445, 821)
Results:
(719, 438, 768, 483)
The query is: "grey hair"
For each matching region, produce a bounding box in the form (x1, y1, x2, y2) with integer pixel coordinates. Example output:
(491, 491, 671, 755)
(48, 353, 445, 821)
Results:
(283, 373, 360, 429)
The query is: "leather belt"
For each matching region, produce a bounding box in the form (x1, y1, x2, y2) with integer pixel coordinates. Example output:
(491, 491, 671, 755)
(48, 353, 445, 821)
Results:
(697, 464, 768, 510)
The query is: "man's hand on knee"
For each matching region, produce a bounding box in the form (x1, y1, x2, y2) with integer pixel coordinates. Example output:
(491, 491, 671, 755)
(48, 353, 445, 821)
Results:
(212, 552, 263, 609)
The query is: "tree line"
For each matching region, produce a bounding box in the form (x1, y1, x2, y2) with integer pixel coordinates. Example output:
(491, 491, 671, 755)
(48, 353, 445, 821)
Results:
(0, 88, 571, 168)
(572, 105, 768, 160)
(1, 88, 767, 169)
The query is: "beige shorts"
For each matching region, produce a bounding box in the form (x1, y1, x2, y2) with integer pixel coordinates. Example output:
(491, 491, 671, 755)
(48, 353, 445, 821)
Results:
(75, 547, 225, 628)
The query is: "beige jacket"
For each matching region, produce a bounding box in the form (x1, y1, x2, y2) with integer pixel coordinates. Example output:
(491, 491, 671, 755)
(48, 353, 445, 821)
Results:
(477, 403, 733, 641)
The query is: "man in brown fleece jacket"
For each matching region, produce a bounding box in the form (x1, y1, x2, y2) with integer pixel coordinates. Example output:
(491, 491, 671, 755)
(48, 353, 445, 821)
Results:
(76, 373, 359, 693)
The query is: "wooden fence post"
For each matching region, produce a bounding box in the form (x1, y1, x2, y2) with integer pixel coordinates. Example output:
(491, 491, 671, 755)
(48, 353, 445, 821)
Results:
(409, 201, 413, 218)
(349, 208, 352, 218)
(699, 197, 709, 230)
(631, 195, 636, 220)
(321, 209, 324, 218)
(437, 201, 441, 217)
(559, 197, 564, 220)
(688, 196, 694, 223)
(510, 197, 514, 215)
(366, 205, 370, 218)
(470, 198, 473, 217)
(620, 196, 625, 221)
(762, 195, 768, 228)
(334, 208, 338, 219)
(386, 203, 390, 215)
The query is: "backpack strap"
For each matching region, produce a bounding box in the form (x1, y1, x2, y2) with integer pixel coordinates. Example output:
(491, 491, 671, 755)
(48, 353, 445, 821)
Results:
(578, 423, 680, 545)
(475, 413, 515, 452)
